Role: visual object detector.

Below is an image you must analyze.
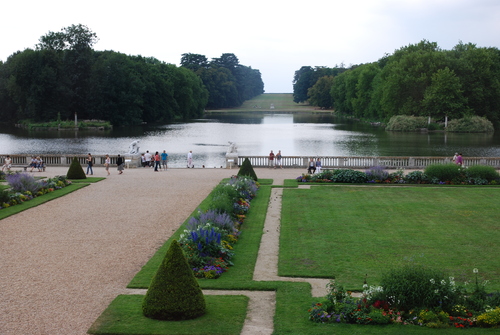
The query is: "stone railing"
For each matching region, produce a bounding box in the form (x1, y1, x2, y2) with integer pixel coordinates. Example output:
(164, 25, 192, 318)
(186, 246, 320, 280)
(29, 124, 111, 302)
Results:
(0, 154, 140, 168)
(237, 156, 500, 169)
(3, 154, 500, 170)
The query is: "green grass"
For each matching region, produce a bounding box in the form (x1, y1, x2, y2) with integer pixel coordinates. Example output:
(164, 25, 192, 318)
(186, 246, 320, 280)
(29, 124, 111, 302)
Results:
(87, 295, 248, 335)
(91, 182, 500, 334)
(128, 185, 273, 290)
(0, 183, 89, 220)
(206, 93, 322, 112)
(279, 186, 500, 291)
(69, 176, 106, 183)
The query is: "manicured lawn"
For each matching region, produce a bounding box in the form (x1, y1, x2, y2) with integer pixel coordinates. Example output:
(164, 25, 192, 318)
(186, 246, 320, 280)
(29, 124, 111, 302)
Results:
(88, 295, 249, 335)
(90, 182, 500, 334)
(280, 186, 500, 291)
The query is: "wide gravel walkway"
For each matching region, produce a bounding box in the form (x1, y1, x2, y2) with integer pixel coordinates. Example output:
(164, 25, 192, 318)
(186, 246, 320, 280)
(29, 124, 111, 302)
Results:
(0, 165, 304, 335)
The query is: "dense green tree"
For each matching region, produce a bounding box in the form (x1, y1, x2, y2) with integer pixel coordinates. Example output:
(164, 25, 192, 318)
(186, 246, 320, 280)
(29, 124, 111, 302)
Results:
(36, 24, 99, 51)
(89, 51, 145, 125)
(422, 67, 469, 120)
(180, 53, 263, 109)
(180, 53, 208, 71)
(352, 63, 381, 119)
(307, 76, 334, 108)
(293, 66, 315, 103)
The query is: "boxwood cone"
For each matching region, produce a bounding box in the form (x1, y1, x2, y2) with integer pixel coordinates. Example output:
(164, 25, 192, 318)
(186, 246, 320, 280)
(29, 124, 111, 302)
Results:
(237, 157, 258, 181)
(66, 157, 86, 179)
(142, 240, 206, 320)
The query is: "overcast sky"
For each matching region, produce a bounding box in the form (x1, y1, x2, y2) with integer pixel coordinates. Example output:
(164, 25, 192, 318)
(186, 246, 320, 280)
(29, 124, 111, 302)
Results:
(1, 0, 499, 93)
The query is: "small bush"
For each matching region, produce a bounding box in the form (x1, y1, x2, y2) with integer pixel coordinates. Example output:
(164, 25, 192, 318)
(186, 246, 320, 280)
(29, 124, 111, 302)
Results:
(237, 157, 258, 181)
(476, 307, 500, 327)
(447, 116, 494, 133)
(66, 157, 86, 179)
(331, 169, 367, 183)
(142, 240, 206, 320)
(424, 163, 463, 183)
(404, 170, 429, 184)
(466, 165, 499, 182)
(385, 115, 428, 131)
(365, 166, 389, 182)
(0, 188, 10, 204)
(6, 173, 42, 193)
(377, 265, 464, 312)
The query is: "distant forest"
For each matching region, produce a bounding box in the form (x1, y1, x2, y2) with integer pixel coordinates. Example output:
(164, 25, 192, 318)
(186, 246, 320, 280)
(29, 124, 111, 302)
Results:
(0, 24, 264, 126)
(293, 40, 500, 127)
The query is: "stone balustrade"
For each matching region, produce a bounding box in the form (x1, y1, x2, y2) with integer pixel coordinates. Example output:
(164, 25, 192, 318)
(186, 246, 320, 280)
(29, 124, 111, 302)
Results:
(2, 154, 500, 169)
(237, 156, 500, 169)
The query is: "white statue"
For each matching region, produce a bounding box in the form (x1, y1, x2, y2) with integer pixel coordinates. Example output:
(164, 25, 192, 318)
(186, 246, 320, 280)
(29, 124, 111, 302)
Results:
(129, 140, 140, 154)
(228, 141, 237, 153)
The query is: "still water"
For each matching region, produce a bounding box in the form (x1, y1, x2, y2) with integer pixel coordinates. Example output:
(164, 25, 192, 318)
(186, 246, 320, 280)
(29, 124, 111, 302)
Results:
(1, 113, 499, 168)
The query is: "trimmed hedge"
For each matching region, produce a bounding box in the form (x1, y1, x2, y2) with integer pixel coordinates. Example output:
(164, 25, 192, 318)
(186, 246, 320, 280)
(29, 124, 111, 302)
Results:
(142, 240, 206, 320)
(66, 157, 86, 179)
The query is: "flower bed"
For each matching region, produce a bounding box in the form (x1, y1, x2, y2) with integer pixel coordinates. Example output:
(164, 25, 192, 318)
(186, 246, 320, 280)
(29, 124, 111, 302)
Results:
(178, 176, 258, 279)
(309, 267, 500, 328)
(0, 172, 72, 209)
(297, 164, 500, 185)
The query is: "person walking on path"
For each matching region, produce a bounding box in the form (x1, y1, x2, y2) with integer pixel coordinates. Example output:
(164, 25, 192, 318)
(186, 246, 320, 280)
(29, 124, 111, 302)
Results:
(86, 153, 93, 175)
(154, 151, 161, 172)
(2, 155, 12, 172)
(452, 152, 458, 163)
(268, 150, 275, 169)
(161, 150, 168, 170)
(187, 150, 193, 168)
(276, 150, 283, 169)
(117, 154, 124, 174)
(104, 154, 111, 176)
(455, 153, 463, 166)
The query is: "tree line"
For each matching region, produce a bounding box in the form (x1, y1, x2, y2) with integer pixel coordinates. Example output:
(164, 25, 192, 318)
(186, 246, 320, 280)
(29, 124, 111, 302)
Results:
(293, 40, 500, 127)
(0, 24, 264, 126)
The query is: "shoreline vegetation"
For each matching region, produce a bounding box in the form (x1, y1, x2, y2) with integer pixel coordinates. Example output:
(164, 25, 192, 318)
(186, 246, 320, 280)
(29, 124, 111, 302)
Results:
(15, 119, 112, 131)
(13, 93, 494, 133)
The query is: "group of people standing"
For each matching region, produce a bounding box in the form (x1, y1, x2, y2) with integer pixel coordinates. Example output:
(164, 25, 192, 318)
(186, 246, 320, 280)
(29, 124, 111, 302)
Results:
(141, 150, 169, 171)
(268, 150, 283, 169)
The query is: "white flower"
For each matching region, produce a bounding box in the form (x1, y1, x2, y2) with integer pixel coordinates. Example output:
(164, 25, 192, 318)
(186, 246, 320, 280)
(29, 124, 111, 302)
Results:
(473, 268, 479, 274)
(430, 278, 435, 284)
(441, 280, 446, 285)
(449, 276, 454, 282)
(434, 289, 439, 294)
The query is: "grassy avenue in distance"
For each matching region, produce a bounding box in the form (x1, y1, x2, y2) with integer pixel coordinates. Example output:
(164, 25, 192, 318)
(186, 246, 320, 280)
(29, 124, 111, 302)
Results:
(206, 93, 323, 113)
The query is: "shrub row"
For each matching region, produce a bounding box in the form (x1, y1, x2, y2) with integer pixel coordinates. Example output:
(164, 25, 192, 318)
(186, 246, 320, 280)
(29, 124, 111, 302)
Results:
(297, 164, 500, 185)
(178, 176, 258, 279)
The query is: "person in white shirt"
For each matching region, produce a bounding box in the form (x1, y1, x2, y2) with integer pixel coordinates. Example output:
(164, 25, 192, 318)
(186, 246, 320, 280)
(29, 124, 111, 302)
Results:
(144, 151, 152, 167)
(187, 151, 193, 168)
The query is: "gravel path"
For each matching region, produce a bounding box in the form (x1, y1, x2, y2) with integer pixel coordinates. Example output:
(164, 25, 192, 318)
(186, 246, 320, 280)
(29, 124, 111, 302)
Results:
(0, 166, 305, 335)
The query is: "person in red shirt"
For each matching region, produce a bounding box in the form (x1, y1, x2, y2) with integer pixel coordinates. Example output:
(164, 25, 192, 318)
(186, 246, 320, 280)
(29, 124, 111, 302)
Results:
(268, 150, 275, 169)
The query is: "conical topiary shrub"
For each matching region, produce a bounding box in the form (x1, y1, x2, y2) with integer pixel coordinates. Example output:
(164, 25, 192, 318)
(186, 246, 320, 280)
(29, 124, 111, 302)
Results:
(142, 240, 206, 320)
(237, 157, 258, 181)
(66, 157, 86, 179)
